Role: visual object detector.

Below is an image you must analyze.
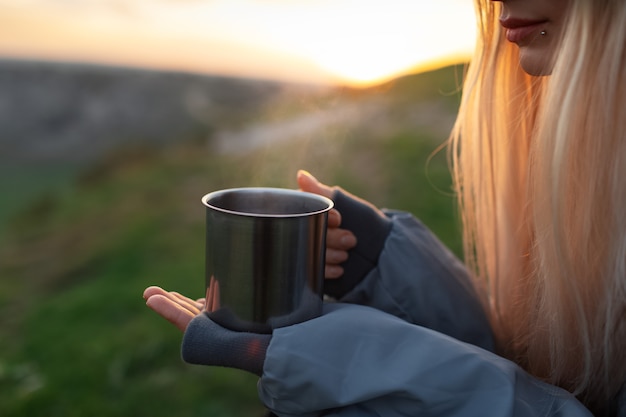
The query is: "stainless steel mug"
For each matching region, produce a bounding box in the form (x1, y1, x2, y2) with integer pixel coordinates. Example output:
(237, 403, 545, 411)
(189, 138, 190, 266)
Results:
(202, 187, 333, 333)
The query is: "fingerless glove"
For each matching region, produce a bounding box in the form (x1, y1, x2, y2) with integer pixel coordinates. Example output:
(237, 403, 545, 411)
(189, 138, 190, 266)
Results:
(181, 313, 271, 376)
(325, 188, 392, 300)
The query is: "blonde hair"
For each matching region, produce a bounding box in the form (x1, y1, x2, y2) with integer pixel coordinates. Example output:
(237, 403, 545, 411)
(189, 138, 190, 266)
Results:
(450, 0, 626, 413)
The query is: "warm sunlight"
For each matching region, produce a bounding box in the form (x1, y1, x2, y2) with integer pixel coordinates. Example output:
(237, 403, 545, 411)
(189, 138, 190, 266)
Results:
(245, 1, 476, 85)
(0, 0, 476, 86)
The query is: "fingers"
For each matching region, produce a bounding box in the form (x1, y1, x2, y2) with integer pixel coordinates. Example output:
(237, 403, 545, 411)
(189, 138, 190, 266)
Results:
(297, 170, 334, 199)
(327, 208, 341, 228)
(326, 248, 349, 264)
(171, 291, 204, 313)
(325, 246, 350, 279)
(144, 286, 204, 331)
(325, 248, 347, 279)
(295, 171, 357, 280)
(324, 230, 356, 280)
(297, 171, 345, 230)
(143, 285, 166, 300)
(325, 264, 344, 280)
(145, 294, 196, 332)
(145, 286, 203, 314)
(326, 227, 357, 251)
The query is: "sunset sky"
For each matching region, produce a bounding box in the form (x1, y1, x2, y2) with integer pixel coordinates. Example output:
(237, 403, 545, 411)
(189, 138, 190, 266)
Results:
(0, 0, 477, 86)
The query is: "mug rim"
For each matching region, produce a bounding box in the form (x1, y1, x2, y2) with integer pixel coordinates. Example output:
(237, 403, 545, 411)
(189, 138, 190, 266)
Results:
(201, 187, 334, 218)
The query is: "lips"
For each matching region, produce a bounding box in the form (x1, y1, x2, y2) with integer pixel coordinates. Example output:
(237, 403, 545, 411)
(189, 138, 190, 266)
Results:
(500, 18, 548, 43)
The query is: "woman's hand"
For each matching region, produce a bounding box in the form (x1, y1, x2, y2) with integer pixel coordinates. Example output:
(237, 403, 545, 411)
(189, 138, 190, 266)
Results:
(143, 286, 270, 376)
(297, 170, 357, 279)
(143, 286, 205, 332)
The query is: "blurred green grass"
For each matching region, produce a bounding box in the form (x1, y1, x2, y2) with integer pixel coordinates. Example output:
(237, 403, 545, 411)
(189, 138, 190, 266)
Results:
(0, 66, 463, 416)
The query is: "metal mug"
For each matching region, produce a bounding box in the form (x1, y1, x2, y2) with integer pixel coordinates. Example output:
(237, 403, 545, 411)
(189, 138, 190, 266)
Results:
(201, 187, 333, 333)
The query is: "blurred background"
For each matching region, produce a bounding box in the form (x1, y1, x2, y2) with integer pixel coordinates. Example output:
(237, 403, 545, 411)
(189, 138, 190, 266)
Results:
(0, 1, 474, 415)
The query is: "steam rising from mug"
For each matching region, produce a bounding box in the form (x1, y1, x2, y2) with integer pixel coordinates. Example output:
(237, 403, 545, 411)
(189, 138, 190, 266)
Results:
(202, 187, 333, 333)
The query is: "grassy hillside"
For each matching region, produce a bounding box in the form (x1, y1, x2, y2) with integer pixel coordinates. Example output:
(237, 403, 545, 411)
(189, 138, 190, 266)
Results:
(0, 65, 464, 416)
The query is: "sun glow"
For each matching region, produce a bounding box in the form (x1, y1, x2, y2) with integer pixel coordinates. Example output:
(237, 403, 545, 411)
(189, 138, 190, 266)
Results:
(248, 0, 476, 85)
(0, 0, 476, 86)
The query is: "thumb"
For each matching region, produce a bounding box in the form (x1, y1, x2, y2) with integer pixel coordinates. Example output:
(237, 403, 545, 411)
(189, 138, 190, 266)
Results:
(297, 170, 334, 199)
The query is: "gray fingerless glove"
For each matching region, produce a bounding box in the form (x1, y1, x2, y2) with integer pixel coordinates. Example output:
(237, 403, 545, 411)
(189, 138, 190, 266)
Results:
(325, 188, 392, 300)
(182, 313, 271, 376)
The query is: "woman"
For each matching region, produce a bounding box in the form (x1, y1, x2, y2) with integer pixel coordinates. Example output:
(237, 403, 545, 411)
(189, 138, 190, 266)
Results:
(144, 0, 626, 415)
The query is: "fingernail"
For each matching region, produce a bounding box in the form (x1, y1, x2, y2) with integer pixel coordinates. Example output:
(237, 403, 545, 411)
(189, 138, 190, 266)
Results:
(299, 170, 315, 181)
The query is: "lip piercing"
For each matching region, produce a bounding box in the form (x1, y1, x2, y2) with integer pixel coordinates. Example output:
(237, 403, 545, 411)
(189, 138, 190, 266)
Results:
(540, 30, 547, 36)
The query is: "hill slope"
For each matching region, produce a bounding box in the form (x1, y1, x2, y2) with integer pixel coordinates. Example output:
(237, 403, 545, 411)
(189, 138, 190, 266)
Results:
(0, 59, 325, 163)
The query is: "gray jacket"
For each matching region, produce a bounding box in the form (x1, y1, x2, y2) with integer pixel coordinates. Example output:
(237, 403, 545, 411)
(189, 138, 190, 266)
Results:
(255, 190, 623, 417)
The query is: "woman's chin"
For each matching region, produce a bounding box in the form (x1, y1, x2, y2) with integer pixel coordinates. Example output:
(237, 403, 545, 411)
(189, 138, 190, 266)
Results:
(518, 48, 555, 76)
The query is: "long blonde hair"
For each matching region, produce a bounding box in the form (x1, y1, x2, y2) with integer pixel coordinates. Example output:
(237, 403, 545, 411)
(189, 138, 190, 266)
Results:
(450, 0, 626, 413)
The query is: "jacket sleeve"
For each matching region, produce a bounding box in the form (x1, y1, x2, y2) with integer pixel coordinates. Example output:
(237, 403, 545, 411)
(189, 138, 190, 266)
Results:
(330, 188, 493, 350)
(258, 303, 593, 417)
